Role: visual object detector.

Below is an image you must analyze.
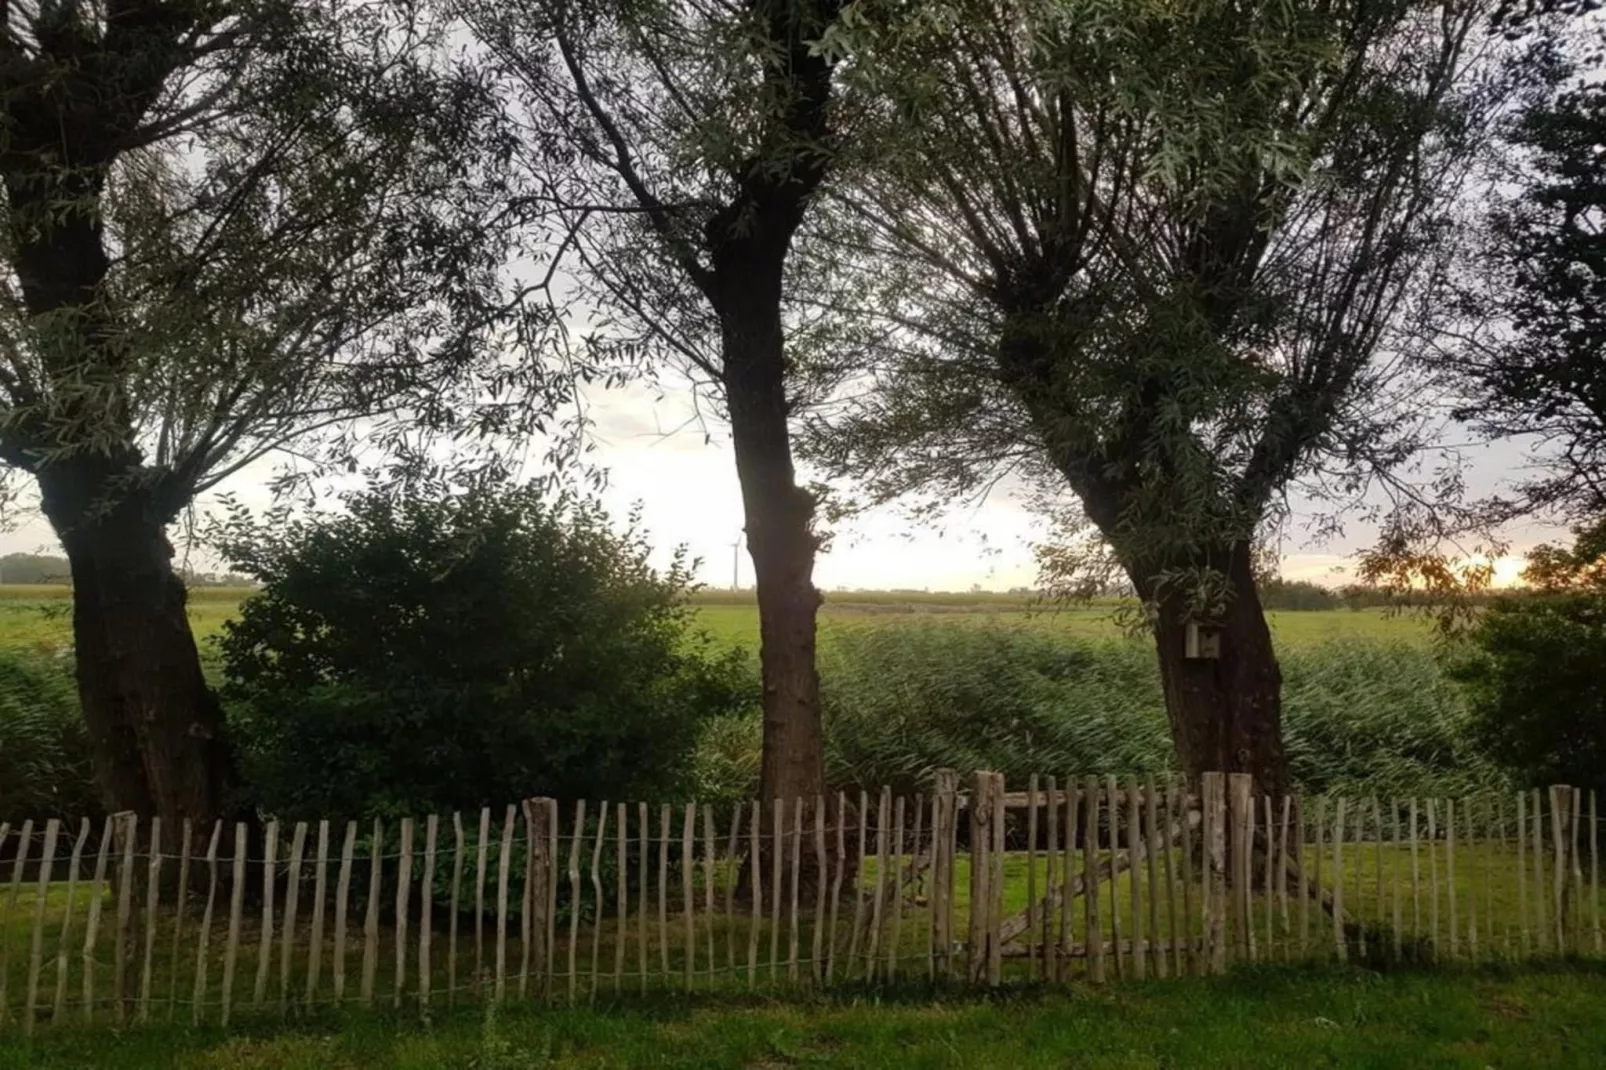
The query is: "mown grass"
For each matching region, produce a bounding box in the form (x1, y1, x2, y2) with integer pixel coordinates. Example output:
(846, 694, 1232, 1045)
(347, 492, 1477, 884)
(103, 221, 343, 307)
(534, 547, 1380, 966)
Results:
(2, 964, 1605, 1067)
(0, 586, 1431, 662)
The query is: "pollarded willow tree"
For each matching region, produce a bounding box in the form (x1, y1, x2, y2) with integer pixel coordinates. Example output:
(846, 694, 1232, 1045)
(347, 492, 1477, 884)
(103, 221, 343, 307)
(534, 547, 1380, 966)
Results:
(809, 0, 1518, 794)
(464, 0, 849, 809)
(0, 1, 551, 829)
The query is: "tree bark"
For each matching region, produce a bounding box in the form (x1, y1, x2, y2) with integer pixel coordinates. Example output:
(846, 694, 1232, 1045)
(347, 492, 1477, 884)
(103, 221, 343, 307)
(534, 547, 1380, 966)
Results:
(719, 299, 825, 811)
(38, 458, 235, 834)
(1141, 541, 1290, 799)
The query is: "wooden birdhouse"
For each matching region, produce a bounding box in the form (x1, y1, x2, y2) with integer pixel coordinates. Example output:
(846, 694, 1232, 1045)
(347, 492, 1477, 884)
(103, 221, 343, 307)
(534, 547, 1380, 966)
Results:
(1184, 620, 1222, 660)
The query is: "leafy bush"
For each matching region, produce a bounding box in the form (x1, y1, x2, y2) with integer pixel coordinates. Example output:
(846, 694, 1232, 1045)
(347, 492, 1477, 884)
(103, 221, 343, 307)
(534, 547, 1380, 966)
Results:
(216, 474, 756, 822)
(0, 653, 97, 822)
(1447, 593, 1606, 797)
(693, 622, 1501, 800)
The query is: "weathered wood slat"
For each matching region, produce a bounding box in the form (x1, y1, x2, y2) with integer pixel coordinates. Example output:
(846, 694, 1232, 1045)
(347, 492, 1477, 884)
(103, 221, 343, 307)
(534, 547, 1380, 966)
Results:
(1517, 792, 1531, 955)
(132, 815, 157, 1020)
(254, 819, 277, 1006)
(641, 802, 652, 991)
(362, 819, 382, 1007)
(396, 817, 414, 1007)
(1105, 776, 1123, 980)
(829, 792, 849, 983)
(786, 798, 802, 983)
(114, 816, 136, 1022)
(475, 808, 491, 996)
(25, 819, 60, 1033)
(726, 803, 743, 977)
(309, 819, 331, 1005)
(614, 803, 628, 991)
(587, 802, 608, 1002)
(1084, 776, 1103, 982)
(566, 801, 585, 1004)
(770, 797, 785, 982)
(1129, 776, 1145, 979)
(420, 815, 438, 1008)
(81, 817, 114, 1023)
(866, 791, 887, 980)
(281, 821, 307, 1010)
(812, 796, 826, 983)
(191, 821, 223, 1025)
(684, 803, 697, 990)
(706, 803, 719, 983)
(169, 818, 193, 1019)
(748, 799, 763, 986)
(888, 795, 905, 980)
(1148, 775, 1164, 978)
(55, 818, 90, 1023)
(1, 819, 32, 1023)
(1025, 775, 1039, 982)
(222, 822, 248, 1027)
(660, 803, 673, 978)
(450, 814, 464, 1006)
(334, 821, 357, 1003)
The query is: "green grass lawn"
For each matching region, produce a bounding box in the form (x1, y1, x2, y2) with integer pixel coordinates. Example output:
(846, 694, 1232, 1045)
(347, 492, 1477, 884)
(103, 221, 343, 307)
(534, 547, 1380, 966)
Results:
(0, 587, 1431, 662)
(2, 965, 1604, 1067)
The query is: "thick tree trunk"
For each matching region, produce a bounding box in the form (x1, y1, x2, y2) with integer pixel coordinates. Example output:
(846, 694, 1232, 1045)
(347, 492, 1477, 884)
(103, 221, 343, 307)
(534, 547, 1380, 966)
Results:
(1142, 542, 1290, 799)
(719, 303, 825, 810)
(38, 460, 234, 833)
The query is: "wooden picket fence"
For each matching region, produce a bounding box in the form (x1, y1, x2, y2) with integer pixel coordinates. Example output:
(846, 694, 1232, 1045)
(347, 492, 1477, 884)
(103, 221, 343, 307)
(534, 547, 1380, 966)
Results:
(0, 770, 1601, 1032)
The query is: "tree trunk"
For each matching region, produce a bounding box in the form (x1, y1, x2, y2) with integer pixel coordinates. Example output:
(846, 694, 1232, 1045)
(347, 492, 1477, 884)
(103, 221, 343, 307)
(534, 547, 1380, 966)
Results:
(719, 302, 825, 811)
(1143, 541, 1290, 799)
(38, 459, 235, 834)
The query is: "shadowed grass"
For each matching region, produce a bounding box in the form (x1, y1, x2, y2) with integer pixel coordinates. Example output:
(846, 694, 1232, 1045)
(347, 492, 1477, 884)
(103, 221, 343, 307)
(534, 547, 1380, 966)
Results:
(1, 963, 1605, 1067)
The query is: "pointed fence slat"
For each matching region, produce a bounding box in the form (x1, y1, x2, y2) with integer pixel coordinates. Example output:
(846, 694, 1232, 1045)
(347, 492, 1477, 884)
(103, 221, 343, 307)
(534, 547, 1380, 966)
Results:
(614, 803, 628, 991)
(138, 818, 162, 1022)
(684, 802, 697, 990)
(281, 821, 307, 1010)
(449, 814, 464, 1007)
(334, 821, 357, 1003)
(420, 815, 438, 1008)
(191, 821, 223, 1025)
(396, 817, 414, 1007)
(362, 819, 382, 1007)
(1, 820, 31, 1024)
(1078, 776, 1099, 982)
(770, 797, 785, 982)
(660, 803, 672, 977)
(586, 802, 608, 1002)
(726, 803, 743, 978)
(55, 819, 90, 1023)
(706, 804, 719, 982)
(748, 799, 763, 987)
(640, 803, 652, 991)
(25, 819, 60, 1033)
(169, 819, 193, 1019)
(787, 798, 802, 983)
(254, 819, 277, 1006)
(811, 797, 826, 983)
(566, 801, 585, 1003)
(114, 816, 135, 1022)
(474, 808, 491, 997)
(309, 820, 331, 1005)
(1128, 776, 1145, 980)
(81, 818, 114, 1023)
(1147, 775, 1164, 978)
(222, 822, 247, 1028)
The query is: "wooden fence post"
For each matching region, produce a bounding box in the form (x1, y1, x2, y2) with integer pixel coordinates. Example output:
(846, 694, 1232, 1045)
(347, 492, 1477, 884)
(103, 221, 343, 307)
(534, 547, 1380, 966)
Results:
(1226, 774, 1253, 964)
(933, 769, 957, 979)
(968, 771, 992, 984)
(1201, 773, 1226, 974)
(529, 799, 554, 1000)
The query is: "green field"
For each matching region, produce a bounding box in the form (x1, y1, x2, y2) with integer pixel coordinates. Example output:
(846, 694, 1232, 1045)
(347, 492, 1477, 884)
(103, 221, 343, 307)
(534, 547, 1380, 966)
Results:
(2, 966, 1604, 1067)
(0, 586, 1431, 660)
